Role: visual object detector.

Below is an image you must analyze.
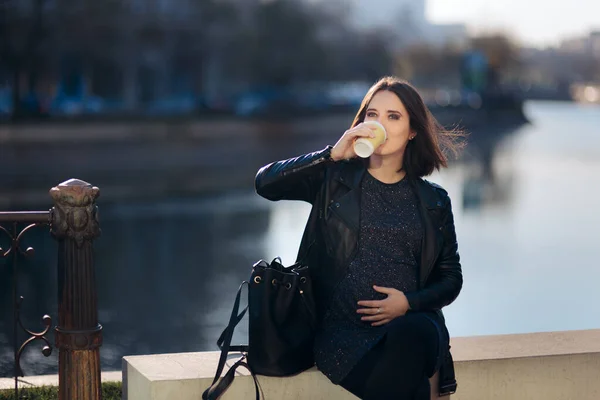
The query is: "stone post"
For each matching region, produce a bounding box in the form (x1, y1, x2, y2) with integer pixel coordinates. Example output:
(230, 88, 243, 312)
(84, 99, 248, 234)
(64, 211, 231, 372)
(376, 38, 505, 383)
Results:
(50, 179, 102, 400)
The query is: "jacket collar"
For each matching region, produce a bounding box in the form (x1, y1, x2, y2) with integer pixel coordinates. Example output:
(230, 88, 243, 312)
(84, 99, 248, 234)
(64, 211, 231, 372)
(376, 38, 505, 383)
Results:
(413, 178, 445, 210)
(335, 160, 441, 208)
(329, 161, 365, 232)
(335, 160, 366, 190)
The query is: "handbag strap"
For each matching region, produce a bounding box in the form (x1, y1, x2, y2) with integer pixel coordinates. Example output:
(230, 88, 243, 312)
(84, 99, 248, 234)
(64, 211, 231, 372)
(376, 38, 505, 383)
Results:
(216, 306, 249, 353)
(271, 256, 282, 265)
(203, 355, 260, 400)
(203, 281, 259, 400)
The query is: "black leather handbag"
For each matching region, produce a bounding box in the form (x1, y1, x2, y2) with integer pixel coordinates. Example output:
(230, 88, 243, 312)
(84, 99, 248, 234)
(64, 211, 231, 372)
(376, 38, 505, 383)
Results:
(202, 257, 317, 400)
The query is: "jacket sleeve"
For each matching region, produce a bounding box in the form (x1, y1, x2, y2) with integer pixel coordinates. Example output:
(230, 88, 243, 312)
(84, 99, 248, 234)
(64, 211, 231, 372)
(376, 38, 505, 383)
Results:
(255, 146, 333, 204)
(405, 194, 463, 311)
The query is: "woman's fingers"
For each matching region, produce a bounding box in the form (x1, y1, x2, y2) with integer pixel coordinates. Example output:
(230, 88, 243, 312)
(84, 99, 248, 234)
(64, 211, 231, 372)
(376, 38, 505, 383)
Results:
(371, 319, 390, 327)
(360, 314, 386, 322)
(358, 306, 387, 322)
(357, 302, 391, 325)
(346, 126, 375, 139)
(356, 307, 380, 315)
(356, 300, 381, 308)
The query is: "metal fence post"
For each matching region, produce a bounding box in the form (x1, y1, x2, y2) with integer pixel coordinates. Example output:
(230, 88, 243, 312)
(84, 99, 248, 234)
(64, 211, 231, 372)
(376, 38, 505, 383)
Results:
(50, 179, 102, 400)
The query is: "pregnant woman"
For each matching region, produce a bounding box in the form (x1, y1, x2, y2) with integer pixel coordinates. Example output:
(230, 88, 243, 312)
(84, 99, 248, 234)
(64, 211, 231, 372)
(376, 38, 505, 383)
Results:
(255, 76, 464, 399)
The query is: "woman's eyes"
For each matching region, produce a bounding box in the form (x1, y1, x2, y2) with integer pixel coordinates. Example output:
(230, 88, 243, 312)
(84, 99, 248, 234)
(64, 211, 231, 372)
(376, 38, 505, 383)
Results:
(366, 112, 399, 120)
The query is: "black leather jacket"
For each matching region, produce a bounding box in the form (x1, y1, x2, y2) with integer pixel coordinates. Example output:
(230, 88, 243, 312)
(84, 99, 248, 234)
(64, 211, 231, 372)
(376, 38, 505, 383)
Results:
(255, 146, 462, 395)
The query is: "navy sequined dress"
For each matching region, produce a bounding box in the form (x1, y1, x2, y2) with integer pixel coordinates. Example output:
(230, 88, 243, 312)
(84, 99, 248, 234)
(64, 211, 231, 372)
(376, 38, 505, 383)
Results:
(313, 172, 424, 384)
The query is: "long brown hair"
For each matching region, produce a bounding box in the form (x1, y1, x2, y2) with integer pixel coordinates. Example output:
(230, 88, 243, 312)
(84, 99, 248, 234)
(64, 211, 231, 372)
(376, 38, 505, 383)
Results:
(351, 76, 464, 178)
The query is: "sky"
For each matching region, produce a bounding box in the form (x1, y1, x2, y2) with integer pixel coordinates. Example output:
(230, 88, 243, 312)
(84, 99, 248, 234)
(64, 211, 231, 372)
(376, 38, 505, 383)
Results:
(428, 0, 600, 48)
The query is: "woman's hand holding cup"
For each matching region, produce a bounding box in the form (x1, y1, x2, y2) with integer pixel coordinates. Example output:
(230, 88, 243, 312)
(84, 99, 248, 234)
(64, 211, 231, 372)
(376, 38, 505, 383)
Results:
(331, 122, 387, 162)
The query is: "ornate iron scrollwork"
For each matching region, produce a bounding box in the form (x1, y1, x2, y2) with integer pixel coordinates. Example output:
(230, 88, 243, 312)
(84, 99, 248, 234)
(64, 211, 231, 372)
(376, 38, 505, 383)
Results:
(0, 215, 51, 397)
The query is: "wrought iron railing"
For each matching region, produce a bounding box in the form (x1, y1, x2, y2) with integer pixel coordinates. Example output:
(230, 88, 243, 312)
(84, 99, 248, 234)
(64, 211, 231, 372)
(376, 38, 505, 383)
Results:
(0, 179, 102, 400)
(0, 211, 52, 398)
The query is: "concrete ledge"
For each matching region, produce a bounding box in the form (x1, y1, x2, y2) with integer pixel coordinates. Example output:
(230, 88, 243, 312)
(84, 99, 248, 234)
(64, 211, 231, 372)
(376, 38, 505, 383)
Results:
(452, 330, 600, 400)
(123, 352, 355, 400)
(122, 329, 600, 400)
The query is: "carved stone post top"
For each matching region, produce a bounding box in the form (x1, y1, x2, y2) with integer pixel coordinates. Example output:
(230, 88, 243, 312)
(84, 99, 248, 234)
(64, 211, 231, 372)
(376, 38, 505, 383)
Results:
(50, 179, 100, 207)
(50, 179, 101, 243)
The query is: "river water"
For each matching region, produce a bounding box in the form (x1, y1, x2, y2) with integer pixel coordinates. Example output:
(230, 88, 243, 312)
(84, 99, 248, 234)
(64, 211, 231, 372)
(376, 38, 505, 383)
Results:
(1, 100, 599, 376)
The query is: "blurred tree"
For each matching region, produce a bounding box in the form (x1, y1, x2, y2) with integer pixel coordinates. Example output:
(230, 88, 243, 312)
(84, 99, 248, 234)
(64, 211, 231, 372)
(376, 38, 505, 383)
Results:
(470, 34, 519, 71)
(0, 0, 48, 120)
(396, 33, 522, 91)
(396, 43, 462, 89)
(230, 0, 393, 86)
(470, 34, 521, 89)
(49, 0, 129, 98)
(190, 0, 241, 105)
(352, 30, 395, 81)
(0, 0, 397, 119)
(234, 0, 329, 86)
(0, 0, 129, 118)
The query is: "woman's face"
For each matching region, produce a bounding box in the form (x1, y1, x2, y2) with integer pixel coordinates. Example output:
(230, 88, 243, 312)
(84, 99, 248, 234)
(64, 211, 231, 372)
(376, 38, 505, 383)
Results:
(363, 90, 414, 158)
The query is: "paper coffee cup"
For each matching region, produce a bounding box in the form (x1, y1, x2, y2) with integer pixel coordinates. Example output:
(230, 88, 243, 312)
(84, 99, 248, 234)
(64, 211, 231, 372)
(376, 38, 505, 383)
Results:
(354, 121, 387, 158)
